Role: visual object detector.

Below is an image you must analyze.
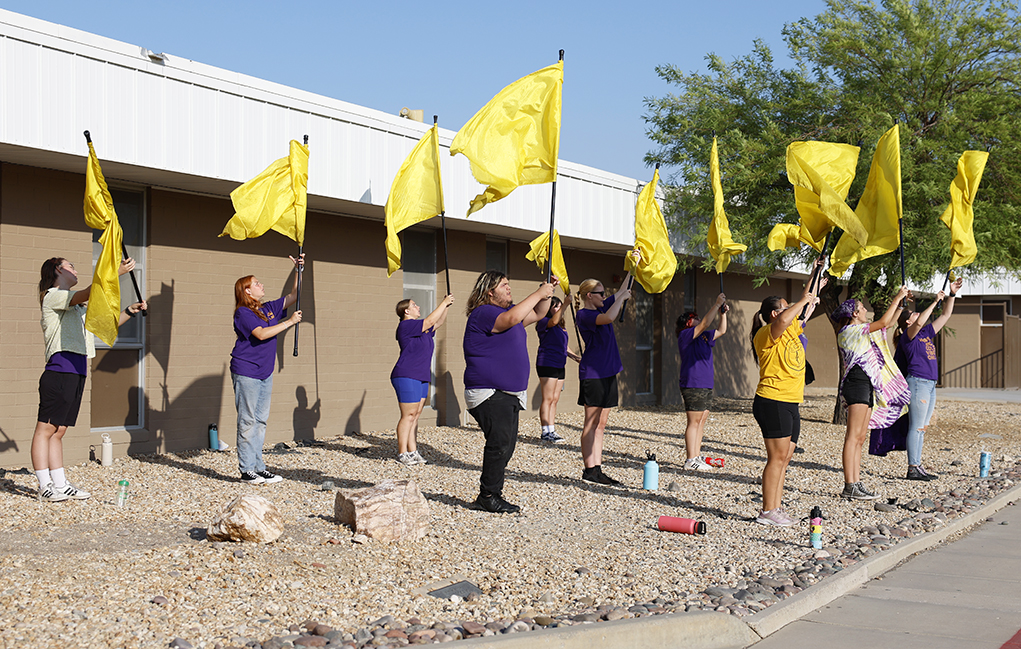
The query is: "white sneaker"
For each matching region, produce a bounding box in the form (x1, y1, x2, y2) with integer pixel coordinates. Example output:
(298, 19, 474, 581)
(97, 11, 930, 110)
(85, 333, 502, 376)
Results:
(38, 483, 69, 502)
(410, 451, 427, 465)
(397, 452, 417, 467)
(683, 457, 711, 472)
(53, 482, 90, 500)
(255, 471, 283, 484)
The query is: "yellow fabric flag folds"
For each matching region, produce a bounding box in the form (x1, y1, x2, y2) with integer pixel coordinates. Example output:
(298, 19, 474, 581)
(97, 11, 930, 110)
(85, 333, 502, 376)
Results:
(83, 142, 124, 347)
(707, 138, 747, 273)
(385, 124, 444, 277)
(624, 169, 676, 293)
(786, 141, 867, 248)
(766, 223, 804, 251)
(939, 150, 988, 269)
(526, 230, 570, 295)
(450, 61, 562, 216)
(220, 140, 309, 245)
(829, 124, 903, 277)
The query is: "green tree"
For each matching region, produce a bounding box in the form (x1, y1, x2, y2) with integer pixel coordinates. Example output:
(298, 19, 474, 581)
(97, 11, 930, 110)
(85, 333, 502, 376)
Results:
(645, 0, 1021, 305)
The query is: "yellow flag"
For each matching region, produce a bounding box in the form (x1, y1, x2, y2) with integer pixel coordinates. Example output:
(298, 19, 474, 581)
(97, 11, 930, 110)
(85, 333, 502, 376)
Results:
(83, 142, 124, 347)
(786, 141, 867, 247)
(450, 61, 562, 216)
(707, 138, 747, 273)
(939, 150, 988, 269)
(766, 223, 826, 252)
(829, 125, 903, 276)
(526, 230, 570, 295)
(624, 169, 676, 293)
(220, 140, 309, 245)
(385, 124, 444, 277)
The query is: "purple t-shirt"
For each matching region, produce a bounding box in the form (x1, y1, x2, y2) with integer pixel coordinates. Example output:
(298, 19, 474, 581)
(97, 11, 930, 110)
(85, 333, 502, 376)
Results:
(535, 317, 569, 368)
(576, 294, 623, 380)
(678, 327, 716, 389)
(463, 304, 530, 392)
(45, 351, 88, 376)
(895, 323, 938, 381)
(230, 296, 287, 380)
(391, 318, 435, 382)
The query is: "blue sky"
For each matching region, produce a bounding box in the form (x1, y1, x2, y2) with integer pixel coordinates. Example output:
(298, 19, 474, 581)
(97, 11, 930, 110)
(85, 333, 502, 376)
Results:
(2, 0, 829, 180)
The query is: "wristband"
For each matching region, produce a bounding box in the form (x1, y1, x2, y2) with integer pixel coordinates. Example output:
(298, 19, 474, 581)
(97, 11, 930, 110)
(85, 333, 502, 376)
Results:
(949, 292, 957, 298)
(125, 307, 137, 318)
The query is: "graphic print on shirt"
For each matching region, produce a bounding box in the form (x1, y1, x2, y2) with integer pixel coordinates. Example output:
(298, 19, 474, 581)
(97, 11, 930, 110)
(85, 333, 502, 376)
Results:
(783, 336, 806, 372)
(922, 335, 937, 361)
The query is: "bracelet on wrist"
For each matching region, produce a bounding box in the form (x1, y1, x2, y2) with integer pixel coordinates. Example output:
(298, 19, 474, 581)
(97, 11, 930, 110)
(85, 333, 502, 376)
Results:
(949, 292, 957, 298)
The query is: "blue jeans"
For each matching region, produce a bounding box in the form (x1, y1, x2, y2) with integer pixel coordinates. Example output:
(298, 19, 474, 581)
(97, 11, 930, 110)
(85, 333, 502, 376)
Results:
(232, 372, 273, 473)
(905, 375, 937, 466)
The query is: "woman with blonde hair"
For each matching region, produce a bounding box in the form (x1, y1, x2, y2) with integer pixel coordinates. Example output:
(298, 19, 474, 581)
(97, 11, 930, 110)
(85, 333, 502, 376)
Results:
(575, 271, 634, 485)
(230, 254, 304, 484)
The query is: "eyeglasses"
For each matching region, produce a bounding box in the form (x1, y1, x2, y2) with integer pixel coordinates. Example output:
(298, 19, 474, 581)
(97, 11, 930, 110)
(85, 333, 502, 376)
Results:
(589, 291, 605, 296)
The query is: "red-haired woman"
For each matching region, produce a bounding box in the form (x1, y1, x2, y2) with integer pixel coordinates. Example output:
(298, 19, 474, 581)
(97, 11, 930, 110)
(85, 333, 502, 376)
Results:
(230, 254, 303, 484)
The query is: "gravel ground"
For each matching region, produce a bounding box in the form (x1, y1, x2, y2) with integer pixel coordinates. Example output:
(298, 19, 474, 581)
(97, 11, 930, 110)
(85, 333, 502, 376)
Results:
(1, 395, 1019, 649)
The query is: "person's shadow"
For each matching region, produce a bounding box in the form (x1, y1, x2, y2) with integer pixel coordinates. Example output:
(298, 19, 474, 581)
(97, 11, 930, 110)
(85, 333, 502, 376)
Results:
(293, 386, 321, 443)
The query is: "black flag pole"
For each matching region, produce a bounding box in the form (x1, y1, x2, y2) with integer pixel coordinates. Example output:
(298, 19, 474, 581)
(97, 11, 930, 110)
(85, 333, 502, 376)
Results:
(83, 130, 147, 317)
(436, 116, 452, 298)
(293, 133, 308, 357)
(544, 49, 565, 285)
(800, 230, 832, 320)
(936, 268, 952, 309)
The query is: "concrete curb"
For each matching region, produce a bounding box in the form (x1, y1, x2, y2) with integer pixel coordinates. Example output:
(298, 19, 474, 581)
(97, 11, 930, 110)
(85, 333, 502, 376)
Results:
(441, 482, 1021, 649)
(743, 481, 1021, 640)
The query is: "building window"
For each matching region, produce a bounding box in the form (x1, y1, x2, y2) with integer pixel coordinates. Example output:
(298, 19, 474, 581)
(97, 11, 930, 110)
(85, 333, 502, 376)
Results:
(981, 299, 1010, 326)
(91, 188, 146, 430)
(402, 229, 437, 406)
(635, 284, 654, 395)
(682, 271, 696, 313)
(486, 238, 508, 274)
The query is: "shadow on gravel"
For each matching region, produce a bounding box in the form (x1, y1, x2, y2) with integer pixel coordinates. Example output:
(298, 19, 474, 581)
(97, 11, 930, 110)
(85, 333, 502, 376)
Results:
(136, 451, 238, 483)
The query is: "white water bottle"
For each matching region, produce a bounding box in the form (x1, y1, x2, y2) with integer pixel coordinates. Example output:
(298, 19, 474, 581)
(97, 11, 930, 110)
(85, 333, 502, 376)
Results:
(101, 433, 113, 467)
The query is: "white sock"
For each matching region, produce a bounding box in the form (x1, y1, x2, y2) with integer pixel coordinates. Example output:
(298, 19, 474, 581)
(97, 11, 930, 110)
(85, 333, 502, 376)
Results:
(542, 425, 552, 435)
(35, 469, 51, 488)
(50, 467, 66, 488)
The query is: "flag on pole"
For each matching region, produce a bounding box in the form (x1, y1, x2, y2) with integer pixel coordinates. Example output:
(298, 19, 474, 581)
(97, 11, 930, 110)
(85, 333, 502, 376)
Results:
(829, 124, 903, 276)
(624, 168, 676, 293)
(385, 124, 444, 277)
(707, 137, 747, 273)
(939, 150, 988, 269)
(83, 142, 125, 347)
(220, 140, 309, 245)
(526, 229, 570, 295)
(450, 61, 562, 216)
(765, 223, 827, 252)
(786, 141, 867, 248)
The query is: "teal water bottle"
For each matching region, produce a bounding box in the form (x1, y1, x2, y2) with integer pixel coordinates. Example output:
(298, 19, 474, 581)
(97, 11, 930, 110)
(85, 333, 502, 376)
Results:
(208, 423, 219, 451)
(643, 451, 659, 490)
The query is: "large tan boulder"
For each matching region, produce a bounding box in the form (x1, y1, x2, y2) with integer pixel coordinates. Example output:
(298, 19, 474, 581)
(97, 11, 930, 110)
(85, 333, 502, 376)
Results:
(334, 479, 429, 542)
(207, 494, 285, 543)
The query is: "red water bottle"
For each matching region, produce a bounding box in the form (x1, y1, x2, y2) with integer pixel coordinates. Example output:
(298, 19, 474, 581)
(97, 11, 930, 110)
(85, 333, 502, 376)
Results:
(657, 516, 707, 535)
(705, 457, 724, 468)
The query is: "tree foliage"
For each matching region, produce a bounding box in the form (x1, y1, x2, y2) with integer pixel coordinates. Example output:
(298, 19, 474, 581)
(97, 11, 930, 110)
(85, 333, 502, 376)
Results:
(644, 0, 1021, 302)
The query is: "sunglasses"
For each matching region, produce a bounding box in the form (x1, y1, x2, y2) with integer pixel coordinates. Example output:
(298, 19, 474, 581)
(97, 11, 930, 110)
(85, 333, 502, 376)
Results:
(589, 290, 605, 296)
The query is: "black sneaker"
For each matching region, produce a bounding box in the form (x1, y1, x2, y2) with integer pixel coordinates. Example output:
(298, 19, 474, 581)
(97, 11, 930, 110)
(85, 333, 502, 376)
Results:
(256, 470, 283, 484)
(473, 494, 520, 514)
(906, 466, 938, 481)
(240, 471, 265, 484)
(582, 466, 621, 486)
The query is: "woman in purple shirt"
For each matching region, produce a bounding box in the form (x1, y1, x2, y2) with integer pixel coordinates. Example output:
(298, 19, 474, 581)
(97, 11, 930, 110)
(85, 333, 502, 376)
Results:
(893, 277, 962, 481)
(676, 293, 728, 471)
(463, 271, 555, 514)
(575, 273, 634, 485)
(230, 254, 303, 485)
(535, 296, 581, 443)
(391, 294, 454, 466)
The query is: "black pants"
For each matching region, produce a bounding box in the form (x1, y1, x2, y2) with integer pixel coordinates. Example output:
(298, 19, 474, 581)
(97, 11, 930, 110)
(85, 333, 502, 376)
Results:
(469, 391, 522, 498)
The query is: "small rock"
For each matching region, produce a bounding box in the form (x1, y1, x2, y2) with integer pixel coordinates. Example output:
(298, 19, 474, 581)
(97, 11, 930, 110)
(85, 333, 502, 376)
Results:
(152, 596, 169, 606)
(352, 534, 370, 544)
(233, 550, 245, 558)
(169, 639, 193, 649)
(603, 608, 627, 621)
(461, 621, 486, 636)
(320, 481, 335, 491)
(574, 567, 591, 575)
(576, 595, 595, 606)
(294, 637, 327, 647)
(1001, 521, 1010, 526)
(920, 498, 936, 509)
(666, 481, 682, 492)
(533, 616, 555, 626)
(507, 621, 530, 633)
(371, 615, 396, 628)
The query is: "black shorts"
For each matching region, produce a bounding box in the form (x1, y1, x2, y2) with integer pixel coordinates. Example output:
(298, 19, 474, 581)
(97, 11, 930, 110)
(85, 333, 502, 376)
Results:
(752, 395, 801, 444)
(37, 370, 86, 427)
(680, 388, 713, 412)
(536, 365, 566, 380)
(842, 365, 874, 408)
(578, 376, 618, 408)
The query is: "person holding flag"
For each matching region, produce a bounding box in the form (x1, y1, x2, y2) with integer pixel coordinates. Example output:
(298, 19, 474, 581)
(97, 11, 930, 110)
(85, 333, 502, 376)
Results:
(676, 293, 728, 471)
(230, 254, 304, 484)
(390, 294, 455, 466)
(33, 256, 146, 502)
(535, 296, 581, 444)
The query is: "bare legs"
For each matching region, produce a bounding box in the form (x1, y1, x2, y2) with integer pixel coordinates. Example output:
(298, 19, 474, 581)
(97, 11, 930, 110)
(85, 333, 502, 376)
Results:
(684, 410, 709, 460)
(538, 377, 563, 428)
(762, 436, 796, 511)
(581, 406, 611, 468)
(396, 398, 426, 455)
(842, 403, 872, 484)
(31, 421, 65, 474)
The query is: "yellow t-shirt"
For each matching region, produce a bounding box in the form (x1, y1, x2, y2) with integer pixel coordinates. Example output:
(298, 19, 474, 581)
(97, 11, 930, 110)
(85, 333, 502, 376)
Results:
(754, 319, 805, 403)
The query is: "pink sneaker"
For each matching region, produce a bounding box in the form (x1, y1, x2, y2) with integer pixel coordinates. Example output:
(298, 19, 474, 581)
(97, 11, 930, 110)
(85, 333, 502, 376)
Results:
(755, 508, 794, 527)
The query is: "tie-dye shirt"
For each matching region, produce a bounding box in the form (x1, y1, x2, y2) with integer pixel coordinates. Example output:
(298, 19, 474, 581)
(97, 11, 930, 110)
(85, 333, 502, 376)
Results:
(836, 323, 909, 428)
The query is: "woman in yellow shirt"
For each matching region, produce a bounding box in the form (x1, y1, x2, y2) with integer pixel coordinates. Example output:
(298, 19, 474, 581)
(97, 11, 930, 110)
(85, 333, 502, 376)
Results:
(749, 274, 825, 526)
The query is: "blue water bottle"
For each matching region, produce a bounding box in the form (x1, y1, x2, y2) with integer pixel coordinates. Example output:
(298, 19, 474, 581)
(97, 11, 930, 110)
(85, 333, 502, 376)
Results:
(643, 450, 659, 490)
(980, 451, 991, 478)
(208, 423, 219, 451)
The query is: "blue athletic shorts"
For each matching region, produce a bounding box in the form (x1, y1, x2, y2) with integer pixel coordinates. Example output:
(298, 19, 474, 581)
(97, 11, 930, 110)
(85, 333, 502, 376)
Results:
(391, 377, 429, 404)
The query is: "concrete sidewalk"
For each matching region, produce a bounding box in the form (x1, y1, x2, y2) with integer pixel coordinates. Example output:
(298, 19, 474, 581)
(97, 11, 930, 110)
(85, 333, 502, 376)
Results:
(748, 494, 1021, 649)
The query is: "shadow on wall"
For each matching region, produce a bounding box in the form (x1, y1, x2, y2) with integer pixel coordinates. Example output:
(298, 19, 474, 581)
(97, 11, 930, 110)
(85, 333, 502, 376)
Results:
(0, 426, 18, 455)
(293, 385, 321, 442)
(147, 279, 175, 412)
(436, 370, 462, 428)
(345, 390, 365, 435)
(131, 371, 226, 454)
